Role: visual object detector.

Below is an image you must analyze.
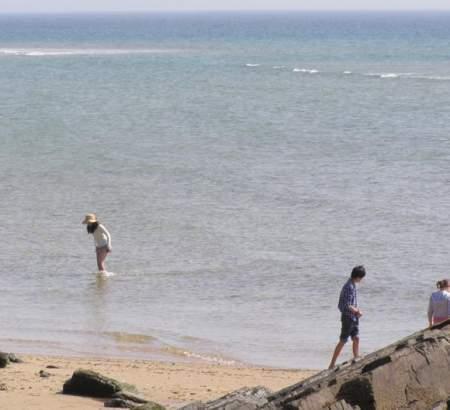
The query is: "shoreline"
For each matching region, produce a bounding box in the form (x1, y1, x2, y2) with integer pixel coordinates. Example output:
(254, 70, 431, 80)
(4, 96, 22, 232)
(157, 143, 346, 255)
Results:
(0, 332, 327, 369)
(0, 353, 317, 409)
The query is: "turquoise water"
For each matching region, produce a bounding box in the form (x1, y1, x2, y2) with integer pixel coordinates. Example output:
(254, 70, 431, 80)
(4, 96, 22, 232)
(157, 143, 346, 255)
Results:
(1, 12, 450, 369)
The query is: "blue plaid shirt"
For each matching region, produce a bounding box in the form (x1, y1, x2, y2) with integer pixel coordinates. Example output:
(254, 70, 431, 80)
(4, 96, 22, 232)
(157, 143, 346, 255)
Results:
(338, 279, 358, 321)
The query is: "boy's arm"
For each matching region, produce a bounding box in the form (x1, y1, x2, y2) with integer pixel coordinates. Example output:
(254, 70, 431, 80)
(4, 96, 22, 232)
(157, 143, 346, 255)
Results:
(428, 297, 433, 327)
(341, 287, 361, 316)
(348, 305, 362, 317)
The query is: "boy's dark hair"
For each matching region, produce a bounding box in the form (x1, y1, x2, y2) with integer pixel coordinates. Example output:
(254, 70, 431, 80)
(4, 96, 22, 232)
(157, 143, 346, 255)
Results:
(351, 265, 366, 279)
(87, 222, 99, 234)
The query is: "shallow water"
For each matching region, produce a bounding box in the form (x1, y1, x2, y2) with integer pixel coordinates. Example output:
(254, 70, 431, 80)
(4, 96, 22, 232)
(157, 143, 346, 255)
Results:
(1, 12, 450, 369)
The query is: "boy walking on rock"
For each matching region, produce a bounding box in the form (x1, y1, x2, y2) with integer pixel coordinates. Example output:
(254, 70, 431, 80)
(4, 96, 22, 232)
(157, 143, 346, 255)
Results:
(329, 265, 366, 369)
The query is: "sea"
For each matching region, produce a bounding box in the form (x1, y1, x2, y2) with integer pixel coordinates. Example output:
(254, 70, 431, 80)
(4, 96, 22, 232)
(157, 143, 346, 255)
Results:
(1, 11, 450, 370)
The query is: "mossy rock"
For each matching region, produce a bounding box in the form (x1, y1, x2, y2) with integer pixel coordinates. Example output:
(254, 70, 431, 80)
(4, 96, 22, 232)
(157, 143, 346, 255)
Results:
(0, 353, 10, 368)
(63, 369, 135, 398)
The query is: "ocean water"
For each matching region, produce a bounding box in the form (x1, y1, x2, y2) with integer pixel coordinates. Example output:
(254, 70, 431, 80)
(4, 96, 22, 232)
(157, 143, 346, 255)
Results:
(1, 12, 450, 369)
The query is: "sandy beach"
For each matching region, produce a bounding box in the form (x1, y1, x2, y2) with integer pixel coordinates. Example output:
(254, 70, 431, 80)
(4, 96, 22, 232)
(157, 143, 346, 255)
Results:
(0, 354, 316, 410)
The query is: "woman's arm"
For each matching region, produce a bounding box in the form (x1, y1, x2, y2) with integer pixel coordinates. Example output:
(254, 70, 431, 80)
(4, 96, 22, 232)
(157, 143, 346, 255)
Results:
(101, 224, 112, 251)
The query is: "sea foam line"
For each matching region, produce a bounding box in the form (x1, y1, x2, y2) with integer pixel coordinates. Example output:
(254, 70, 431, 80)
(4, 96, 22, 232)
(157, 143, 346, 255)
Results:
(365, 72, 414, 79)
(293, 68, 319, 74)
(364, 72, 450, 81)
(0, 48, 184, 56)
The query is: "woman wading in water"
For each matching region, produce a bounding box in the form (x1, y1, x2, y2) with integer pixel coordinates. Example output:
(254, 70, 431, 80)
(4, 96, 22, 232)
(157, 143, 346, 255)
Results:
(82, 213, 112, 272)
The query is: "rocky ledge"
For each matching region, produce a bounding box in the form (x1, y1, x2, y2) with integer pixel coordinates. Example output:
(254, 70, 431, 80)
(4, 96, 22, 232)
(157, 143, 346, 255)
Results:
(262, 319, 450, 410)
(180, 320, 450, 410)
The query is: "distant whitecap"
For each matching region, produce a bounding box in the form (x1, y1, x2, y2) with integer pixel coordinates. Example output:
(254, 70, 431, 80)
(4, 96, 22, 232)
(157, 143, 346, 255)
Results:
(419, 75, 450, 81)
(380, 73, 399, 78)
(365, 72, 413, 79)
(293, 68, 319, 74)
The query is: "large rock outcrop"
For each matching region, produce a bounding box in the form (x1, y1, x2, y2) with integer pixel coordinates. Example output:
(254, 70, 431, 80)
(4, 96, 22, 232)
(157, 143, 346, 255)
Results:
(263, 320, 450, 410)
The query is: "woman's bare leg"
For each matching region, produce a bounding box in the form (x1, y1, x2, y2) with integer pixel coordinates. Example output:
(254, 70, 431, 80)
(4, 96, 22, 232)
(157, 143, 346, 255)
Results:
(96, 247, 108, 271)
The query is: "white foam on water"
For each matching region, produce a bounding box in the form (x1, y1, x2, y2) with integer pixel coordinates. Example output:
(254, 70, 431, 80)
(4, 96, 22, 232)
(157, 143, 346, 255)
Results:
(182, 350, 237, 366)
(381, 73, 399, 78)
(0, 48, 183, 57)
(97, 270, 115, 277)
(164, 345, 238, 366)
(343, 70, 352, 74)
(365, 72, 450, 81)
(293, 68, 319, 74)
(365, 72, 415, 79)
(411, 74, 450, 81)
(245, 63, 260, 67)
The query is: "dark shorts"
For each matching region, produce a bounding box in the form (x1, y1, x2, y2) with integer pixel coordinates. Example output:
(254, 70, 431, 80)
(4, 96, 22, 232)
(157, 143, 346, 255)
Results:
(340, 315, 359, 342)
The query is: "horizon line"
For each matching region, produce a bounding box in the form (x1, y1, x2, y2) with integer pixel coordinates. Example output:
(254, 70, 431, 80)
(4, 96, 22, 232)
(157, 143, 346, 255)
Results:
(1, 9, 450, 14)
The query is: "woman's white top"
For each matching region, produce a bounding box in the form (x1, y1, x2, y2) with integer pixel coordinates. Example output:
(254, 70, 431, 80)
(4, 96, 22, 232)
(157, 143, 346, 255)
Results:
(428, 290, 450, 322)
(93, 224, 111, 249)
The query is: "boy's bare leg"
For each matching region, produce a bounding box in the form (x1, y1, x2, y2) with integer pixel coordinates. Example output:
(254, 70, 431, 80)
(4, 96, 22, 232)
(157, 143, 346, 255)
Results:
(329, 340, 346, 369)
(352, 336, 360, 359)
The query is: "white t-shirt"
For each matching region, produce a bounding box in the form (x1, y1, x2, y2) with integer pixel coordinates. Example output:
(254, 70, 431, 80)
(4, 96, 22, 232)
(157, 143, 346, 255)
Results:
(428, 290, 450, 322)
(93, 224, 111, 249)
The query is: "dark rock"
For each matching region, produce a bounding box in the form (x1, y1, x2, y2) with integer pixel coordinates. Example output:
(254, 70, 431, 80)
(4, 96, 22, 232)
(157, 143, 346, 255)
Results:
(112, 391, 149, 404)
(104, 392, 152, 408)
(0, 353, 23, 368)
(325, 400, 360, 410)
(179, 386, 273, 410)
(8, 353, 23, 363)
(179, 401, 206, 410)
(63, 369, 125, 398)
(131, 402, 166, 410)
(264, 319, 450, 410)
(336, 378, 373, 409)
(46, 365, 60, 369)
(105, 398, 138, 408)
(0, 353, 9, 368)
(0, 383, 7, 391)
(39, 370, 51, 378)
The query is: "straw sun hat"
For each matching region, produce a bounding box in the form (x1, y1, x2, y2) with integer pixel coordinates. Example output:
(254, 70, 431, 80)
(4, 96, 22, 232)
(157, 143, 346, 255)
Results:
(82, 213, 98, 224)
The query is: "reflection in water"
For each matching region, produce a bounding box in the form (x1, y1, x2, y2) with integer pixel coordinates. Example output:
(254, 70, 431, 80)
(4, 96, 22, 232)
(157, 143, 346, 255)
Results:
(85, 273, 113, 336)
